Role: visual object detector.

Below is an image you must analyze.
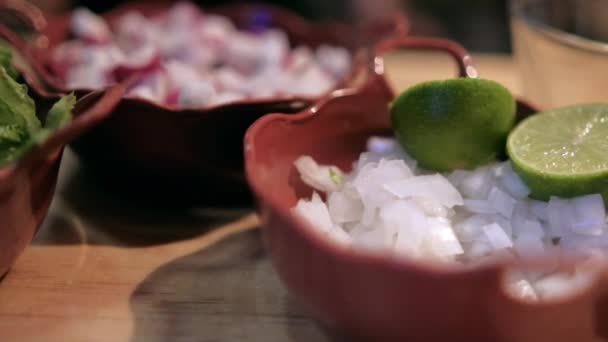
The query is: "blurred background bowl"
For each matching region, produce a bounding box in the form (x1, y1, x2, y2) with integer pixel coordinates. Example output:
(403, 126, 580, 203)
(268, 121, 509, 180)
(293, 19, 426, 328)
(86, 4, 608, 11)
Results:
(0, 0, 408, 209)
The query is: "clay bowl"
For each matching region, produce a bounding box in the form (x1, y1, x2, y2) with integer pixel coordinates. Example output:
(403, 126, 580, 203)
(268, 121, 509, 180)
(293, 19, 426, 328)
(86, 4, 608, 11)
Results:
(0, 84, 124, 278)
(0, 0, 408, 208)
(244, 36, 608, 341)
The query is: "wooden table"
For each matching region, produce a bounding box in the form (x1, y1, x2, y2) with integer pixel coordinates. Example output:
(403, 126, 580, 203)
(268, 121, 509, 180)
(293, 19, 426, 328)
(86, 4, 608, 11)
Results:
(0, 53, 521, 342)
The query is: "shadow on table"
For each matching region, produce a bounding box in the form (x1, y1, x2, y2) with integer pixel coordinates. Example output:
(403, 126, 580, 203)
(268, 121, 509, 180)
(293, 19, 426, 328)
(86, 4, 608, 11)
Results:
(34, 150, 253, 247)
(128, 229, 346, 342)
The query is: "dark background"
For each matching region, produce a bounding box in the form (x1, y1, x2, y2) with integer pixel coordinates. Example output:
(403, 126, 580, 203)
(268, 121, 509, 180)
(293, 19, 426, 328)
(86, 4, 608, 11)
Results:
(32, 0, 512, 53)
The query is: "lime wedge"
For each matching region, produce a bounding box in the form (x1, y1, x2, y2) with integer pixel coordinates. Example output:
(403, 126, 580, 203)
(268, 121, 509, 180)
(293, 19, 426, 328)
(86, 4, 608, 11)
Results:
(507, 104, 608, 200)
(391, 78, 516, 171)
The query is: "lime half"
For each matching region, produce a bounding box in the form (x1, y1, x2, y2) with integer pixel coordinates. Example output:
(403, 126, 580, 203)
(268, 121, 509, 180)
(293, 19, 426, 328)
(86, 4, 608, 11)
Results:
(391, 78, 516, 171)
(507, 104, 608, 200)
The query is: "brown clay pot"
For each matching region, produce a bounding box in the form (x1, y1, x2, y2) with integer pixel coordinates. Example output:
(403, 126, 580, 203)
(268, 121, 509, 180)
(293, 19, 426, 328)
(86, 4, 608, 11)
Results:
(0, 0, 408, 208)
(0, 84, 124, 277)
(244, 36, 608, 341)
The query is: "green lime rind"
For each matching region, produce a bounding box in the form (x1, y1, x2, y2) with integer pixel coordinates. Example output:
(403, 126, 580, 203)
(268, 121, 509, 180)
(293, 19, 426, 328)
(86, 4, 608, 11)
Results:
(507, 103, 608, 200)
(390, 78, 516, 171)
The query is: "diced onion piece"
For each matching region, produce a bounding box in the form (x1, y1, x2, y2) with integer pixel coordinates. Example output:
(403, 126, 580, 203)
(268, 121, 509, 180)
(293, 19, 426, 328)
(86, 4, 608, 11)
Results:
(328, 225, 352, 246)
(513, 234, 545, 261)
(488, 187, 516, 217)
(529, 200, 549, 222)
(71, 8, 112, 43)
(460, 167, 493, 199)
(328, 191, 363, 223)
(384, 174, 463, 208)
(534, 271, 595, 300)
(482, 223, 513, 250)
(177, 80, 216, 109)
(367, 136, 398, 155)
(510, 278, 539, 301)
(514, 219, 545, 239)
(499, 162, 531, 199)
(547, 197, 573, 238)
(293, 192, 334, 233)
(453, 215, 490, 242)
(571, 194, 605, 235)
(427, 217, 464, 257)
(463, 199, 497, 214)
(294, 156, 343, 193)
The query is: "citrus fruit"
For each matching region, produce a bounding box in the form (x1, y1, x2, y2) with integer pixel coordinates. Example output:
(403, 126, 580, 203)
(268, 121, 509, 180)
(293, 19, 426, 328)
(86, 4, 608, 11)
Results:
(507, 104, 608, 200)
(390, 78, 516, 172)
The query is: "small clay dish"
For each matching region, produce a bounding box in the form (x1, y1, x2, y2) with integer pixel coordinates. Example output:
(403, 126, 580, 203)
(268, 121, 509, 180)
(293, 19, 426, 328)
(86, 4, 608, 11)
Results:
(0, 84, 124, 278)
(0, 0, 408, 208)
(244, 36, 608, 341)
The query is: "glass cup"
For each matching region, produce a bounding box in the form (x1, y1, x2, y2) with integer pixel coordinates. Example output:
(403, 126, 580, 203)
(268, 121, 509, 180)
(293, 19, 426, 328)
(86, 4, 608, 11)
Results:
(510, 0, 608, 109)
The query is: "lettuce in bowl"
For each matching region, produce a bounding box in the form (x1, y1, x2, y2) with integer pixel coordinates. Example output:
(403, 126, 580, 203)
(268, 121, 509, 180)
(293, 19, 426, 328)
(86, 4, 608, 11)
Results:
(0, 47, 75, 167)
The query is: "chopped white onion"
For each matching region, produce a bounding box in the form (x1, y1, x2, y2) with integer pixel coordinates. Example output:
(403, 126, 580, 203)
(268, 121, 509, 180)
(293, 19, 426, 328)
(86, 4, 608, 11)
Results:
(529, 200, 549, 222)
(510, 278, 539, 300)
(499, 163, 531, 199)
(514, 219, 545, 239)
(534, 271, 595, 299)
(547, 197, 573, 238)
(293, 192, 333, 233)
(482, 223, 513, 250)
(488, 187, 516, 217)
(71, 8, 112, 43)
(328, 225, 352, 246)
(177, 80, 216, 109)
(127, 70, 168, 103)
(460, 167, 493, 199)
(447, 169, 471, 188)
(383, 200, 427, 255)
(426, 217, 464, 258)
(294, 156, 343, 193)
(513, 234, 545, 261)
(571, 194, 605, 235)
(463, 199, 497, 214)
(292, 136, 608, 301)
(328, 191, 363, 223)
(384, 174, 463, 208)
(57, 4, 351, 108)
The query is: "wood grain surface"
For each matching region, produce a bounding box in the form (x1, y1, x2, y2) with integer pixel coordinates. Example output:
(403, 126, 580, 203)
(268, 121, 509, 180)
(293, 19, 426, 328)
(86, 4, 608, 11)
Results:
(0, 53, 520, 342)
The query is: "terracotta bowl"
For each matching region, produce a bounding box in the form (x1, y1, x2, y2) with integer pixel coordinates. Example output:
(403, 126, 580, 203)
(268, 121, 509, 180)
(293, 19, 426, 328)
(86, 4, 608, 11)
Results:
(244, 36, 608, 341)
(0, 0, 408, 208)
(0, 84, 124, 277)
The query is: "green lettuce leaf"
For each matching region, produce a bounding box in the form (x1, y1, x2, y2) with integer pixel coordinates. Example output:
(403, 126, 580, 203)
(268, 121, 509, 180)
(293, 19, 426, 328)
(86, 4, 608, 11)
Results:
(0, 65, 39, 134)
(0, 65, 75, 167)
(0, 44, 19, 80)
(44, 93, 76, 130)
(0, 124, 27, 165)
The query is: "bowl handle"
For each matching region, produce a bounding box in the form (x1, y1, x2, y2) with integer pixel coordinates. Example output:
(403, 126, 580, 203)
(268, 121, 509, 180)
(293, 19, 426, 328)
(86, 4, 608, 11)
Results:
(17, 84, 125, 170)
(0, 24, 65, 96)
(0, 0, 47, 47)
(345, 36, 477, 104)
(0, 1, 65, 95)
(374, 36, 478, 79)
